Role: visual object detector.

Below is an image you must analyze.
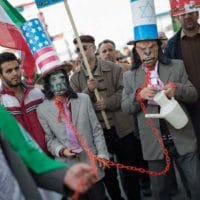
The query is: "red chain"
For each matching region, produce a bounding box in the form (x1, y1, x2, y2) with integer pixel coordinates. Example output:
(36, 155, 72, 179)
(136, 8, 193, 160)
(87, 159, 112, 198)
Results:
(54, 92, 171, 200)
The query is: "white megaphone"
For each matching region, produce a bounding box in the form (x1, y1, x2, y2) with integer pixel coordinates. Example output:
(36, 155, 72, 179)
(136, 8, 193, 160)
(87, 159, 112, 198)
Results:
(145, 90, 188, 129)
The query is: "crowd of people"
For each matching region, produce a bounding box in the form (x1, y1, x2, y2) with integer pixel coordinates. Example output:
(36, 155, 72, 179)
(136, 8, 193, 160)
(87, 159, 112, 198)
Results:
(0, 1, 200, 200)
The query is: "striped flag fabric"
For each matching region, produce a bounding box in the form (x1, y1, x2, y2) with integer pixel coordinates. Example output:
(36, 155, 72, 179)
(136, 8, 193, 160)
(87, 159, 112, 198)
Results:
(0, 0, 35, 83)
(21, 18, 61, 75)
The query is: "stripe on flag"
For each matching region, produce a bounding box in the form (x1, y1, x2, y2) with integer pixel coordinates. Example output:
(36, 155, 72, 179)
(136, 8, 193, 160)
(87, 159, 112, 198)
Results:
(21, 18, 61, 74)
(34, 46, 61, 73)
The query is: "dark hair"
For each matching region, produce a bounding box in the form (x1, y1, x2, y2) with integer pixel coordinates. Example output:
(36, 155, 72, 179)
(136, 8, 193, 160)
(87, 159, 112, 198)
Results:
(42, 68, 78, 100)
(131, 40, 171, 70)
(98, 39, 116, 50)
(0, 52, 19, 74)
(73, 35, 95, 44)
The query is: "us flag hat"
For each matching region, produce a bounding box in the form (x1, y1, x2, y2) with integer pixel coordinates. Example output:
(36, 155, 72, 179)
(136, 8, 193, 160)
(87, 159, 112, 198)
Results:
(170, 0, 200, 16)
(128, 0, 158, 44)
(21, 18, 65, 80)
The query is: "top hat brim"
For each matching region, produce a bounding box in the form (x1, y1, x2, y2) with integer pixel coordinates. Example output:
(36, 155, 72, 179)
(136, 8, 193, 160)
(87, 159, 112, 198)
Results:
(35, 63, 68, 85)
(127, 40, 135, 45)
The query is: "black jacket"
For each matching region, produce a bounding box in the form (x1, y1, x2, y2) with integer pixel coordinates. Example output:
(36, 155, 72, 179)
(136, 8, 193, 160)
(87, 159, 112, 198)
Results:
(164, 29, 182, 59)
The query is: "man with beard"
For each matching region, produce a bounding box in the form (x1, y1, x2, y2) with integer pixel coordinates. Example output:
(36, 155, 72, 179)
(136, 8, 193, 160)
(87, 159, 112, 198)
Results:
(0, 52, 48, 154)
(165, 1, 200, 155)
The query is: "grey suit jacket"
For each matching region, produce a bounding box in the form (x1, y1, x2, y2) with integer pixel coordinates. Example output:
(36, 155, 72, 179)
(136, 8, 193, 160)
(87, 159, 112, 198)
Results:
(122, 59, 198, 161)
(37, 93, 109, 179)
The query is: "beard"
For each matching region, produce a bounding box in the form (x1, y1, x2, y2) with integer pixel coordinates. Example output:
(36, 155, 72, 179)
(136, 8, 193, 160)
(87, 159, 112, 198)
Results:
(2, 77, 21, 88)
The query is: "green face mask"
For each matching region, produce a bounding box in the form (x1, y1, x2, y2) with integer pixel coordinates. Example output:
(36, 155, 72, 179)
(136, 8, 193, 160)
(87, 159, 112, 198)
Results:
(49, 70, 68, 96)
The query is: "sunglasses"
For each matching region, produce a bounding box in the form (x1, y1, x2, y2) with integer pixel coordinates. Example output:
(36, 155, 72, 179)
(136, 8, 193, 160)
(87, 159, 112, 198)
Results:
(75, 44, 93, 53)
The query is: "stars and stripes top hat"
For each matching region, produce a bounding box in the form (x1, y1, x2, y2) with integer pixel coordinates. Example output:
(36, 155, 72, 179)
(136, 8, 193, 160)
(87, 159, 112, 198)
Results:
(128, 0, 158, 44)
(21, 18, 63, 78)
(170, 0, 200, 16)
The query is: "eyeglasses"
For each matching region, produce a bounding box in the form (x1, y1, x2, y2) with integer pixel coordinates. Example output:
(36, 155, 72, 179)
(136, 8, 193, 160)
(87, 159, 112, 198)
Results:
(75, 44, 93, 53)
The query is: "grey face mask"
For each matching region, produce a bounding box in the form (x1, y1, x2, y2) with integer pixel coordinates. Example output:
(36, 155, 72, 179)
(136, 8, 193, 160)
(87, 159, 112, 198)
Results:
(49, 70, 68, 96)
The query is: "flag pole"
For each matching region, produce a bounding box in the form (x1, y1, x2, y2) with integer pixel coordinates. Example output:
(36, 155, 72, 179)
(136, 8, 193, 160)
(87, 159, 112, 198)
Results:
(63, 0, 110, 129)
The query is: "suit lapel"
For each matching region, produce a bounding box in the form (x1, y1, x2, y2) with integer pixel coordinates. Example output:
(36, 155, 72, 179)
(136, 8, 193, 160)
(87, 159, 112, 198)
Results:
(135, 63, 172, 87)
(71, 97, 80, 126)
(135, 67, 146, 88)
(158, 63, 171, 85)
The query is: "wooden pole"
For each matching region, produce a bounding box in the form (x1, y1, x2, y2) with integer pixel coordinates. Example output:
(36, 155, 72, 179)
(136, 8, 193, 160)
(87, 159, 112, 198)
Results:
(63, 0, 110, 129)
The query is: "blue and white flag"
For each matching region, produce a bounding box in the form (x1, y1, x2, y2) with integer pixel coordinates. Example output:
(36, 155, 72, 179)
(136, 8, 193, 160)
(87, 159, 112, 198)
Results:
(22, 18, 61, 74)
(35, 0, 63, 9)
(130, 0, 158, 41)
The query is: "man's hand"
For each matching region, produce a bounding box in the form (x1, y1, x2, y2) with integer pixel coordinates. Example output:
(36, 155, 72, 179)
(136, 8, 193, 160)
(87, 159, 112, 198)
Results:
(95, 97, 106, 111)
(87, 78, 97, 92)
(61, 147, 77, 158)
(96, 155, 108, 170)
(163, 82, 176, 98)
(140, 86, 157, 100)
(64, 163, 97, 193)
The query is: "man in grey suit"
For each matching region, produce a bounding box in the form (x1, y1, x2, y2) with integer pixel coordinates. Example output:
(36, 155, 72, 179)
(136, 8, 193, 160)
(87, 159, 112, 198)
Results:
(37, 66, 109, 200)
(121, 38, 200, 200)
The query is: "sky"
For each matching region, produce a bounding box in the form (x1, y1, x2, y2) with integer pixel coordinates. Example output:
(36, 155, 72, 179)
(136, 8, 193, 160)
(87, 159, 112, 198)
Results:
(8, 0, 171, 59)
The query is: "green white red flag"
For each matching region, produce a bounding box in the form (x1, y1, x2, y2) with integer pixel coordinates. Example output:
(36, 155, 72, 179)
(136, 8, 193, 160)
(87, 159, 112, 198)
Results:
(0, 0, 35, 83)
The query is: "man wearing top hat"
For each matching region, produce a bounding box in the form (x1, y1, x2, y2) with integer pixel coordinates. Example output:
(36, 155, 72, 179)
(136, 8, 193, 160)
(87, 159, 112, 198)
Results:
(36, 62, 109, 200)
(165, 0, 200, 154)
(122, 0, 200, 199)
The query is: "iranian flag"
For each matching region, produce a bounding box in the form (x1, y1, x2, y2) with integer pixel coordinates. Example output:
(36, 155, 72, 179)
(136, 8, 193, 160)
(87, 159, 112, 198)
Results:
(0, 0, 35, 83)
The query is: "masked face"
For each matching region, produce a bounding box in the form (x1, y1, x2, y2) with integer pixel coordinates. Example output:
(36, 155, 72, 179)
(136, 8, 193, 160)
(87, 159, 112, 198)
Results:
(135, 40, 158, 68)
(49, 70, 68, 96)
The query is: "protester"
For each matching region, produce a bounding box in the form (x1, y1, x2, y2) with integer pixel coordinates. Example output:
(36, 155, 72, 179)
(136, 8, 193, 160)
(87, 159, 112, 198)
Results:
(36, 63, 109, 200)
(0, 52, 48, 154)
(98, 38, 152, 197)
(98, 39, 131, 71)
(165, 1, 200, 155)
(122, 37, 200, 200)
(0, 105, 96, 200)
(122, 1, 200, 199)
(70, 35, 141, 200)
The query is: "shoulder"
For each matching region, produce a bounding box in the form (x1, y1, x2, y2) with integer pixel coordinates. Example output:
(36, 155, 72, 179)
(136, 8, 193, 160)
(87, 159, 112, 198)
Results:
(77, 93, 90, 100)
(98, 59, 122, 72)
(123, 70, 135, 79)
(37, 99, 50, 112)
(29, 87, 44, 98)
(170, 59, 185, 69)
(162, 59, 185, 73)
(168, 30, 181, 44)
(70, 70, 80, 80)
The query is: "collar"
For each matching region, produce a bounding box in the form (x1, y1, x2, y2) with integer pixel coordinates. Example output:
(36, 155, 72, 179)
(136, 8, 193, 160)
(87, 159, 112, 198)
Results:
(1, 82, 31, 97)
(181, 25, 200, 38)
(81, 58, 111, 77)
(142, 61, 159, 72)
